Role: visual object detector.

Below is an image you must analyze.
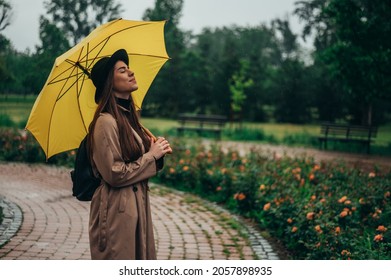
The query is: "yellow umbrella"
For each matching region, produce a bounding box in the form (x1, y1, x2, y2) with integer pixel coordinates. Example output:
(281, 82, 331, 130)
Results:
(26, 18, 169, 159)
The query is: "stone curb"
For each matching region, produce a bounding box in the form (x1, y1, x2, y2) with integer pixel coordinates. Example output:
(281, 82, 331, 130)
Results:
(151, 183, 280, 260)
(0, 196, 23, 248)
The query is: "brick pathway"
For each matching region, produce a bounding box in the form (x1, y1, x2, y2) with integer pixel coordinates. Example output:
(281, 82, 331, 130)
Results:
(0, 162, 278, 260)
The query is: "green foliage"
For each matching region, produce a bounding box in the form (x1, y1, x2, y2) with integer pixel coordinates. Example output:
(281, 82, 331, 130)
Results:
(0, 114, 14, 127)
(0, 33, 15, 91)
(229, 59, 254, 113)
(223, 127, 277, 143)
(271, 59, 313, 124)
(43, 0, 123, 45)
(2, 0, 391, 125)
(0, 128, 45, 162)
(156, 139, 391, 259)
(282, 132, 318, 146)
(0, 127, 75, 165)
(142, 0, 187, 118)
(295, 0, 391, 125)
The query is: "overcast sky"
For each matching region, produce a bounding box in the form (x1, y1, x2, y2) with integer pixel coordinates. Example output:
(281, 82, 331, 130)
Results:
(3, 0, 308, 52)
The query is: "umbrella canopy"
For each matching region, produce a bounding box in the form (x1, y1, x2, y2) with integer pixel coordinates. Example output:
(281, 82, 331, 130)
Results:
(26, 19, 169, 159)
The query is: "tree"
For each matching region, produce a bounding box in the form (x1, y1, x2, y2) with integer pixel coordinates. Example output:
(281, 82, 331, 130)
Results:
(272, 59, 311, 124)
(24, 16, 71, 95)
(0, 0, 12, 32)
(36, 16, 70, 57)
(229, 59, 253, 125)
(295, 0, 391, 125)
(0, 1, 14, 95)
(142, 0, 186, 117)
(271, 18, 300, 60)
(43, 0, 123, 45)
(0, 35, 14, 92)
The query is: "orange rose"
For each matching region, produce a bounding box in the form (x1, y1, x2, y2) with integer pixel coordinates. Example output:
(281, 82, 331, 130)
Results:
(291, 226, 298, 233)
(341, 250, 351, 256)
(287, 218, 293, 224)
(237, 193, 246, 201)
(340, 210, 349, 218)
(314, 225, 322, 233)
(169, 168, 175, 174)
(306, 212, 315, 220)
(216, 186, 222, 192)
(376, 225, 387, 232)
(368, 172, 376, 178)
(182, 166, 189, 171)
(313, 164, 321, 171)
(374, 234, 383, 242)
(335, 227, 341, 234)
(259, 184, 266, 190)
(338, 196, 348, 203)
(263, 203, 271, 211)
(309, 173, 315, 181)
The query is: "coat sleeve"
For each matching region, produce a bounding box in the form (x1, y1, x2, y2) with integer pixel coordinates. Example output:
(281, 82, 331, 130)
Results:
(92, 114, 158, 188)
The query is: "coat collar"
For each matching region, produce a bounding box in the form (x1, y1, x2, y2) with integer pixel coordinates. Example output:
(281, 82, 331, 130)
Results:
(116, 97, 131, 112)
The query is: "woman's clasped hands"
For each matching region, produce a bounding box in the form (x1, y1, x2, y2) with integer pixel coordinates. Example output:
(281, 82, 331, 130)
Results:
(149, 137, 172, 160)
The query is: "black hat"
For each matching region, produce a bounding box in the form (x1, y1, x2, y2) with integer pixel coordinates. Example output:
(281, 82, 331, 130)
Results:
(90, 49, 129, 103)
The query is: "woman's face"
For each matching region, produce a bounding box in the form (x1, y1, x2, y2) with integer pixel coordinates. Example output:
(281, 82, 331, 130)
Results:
(112, 60, 138, 99)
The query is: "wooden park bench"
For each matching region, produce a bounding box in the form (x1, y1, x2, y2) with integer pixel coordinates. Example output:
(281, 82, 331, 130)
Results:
(177, 114, 227, 139)
(317, 122, 378, 154)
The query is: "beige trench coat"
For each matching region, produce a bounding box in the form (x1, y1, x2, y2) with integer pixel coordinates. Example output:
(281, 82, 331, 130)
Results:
(89, 109, 161, 260)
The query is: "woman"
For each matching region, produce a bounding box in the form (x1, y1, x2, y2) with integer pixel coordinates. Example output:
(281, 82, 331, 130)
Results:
(87, 49, 172, 259)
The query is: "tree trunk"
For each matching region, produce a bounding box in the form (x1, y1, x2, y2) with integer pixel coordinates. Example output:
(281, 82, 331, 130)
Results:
(367, 103, 372, 126)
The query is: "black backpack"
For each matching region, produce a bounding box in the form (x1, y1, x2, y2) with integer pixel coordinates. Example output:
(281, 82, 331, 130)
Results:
(70, 135, 101, 201)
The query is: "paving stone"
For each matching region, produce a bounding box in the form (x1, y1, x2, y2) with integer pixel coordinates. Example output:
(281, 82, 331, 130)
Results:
(0, 162, 279, 260)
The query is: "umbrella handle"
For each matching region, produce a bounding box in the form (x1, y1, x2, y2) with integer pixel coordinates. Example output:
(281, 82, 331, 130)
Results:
(142, 125, 157, 142)
(141, 124, 172, 154)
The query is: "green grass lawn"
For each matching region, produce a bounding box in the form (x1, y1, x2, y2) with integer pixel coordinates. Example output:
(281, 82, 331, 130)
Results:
(142, 117, 391, 148)
(244, 122, 391, 147)
(1, 94, 390, 151)
(0, 94, 36, 125)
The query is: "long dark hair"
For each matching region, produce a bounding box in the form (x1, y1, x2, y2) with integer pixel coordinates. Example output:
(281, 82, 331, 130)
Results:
(87, 68, 151, 163)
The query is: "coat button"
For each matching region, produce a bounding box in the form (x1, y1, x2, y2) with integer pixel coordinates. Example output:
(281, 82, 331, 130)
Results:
(133, 186, 138, 192)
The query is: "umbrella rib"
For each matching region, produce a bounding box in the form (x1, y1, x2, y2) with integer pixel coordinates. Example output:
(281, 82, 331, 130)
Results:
(47, 59, 86, 85)
(73, 22, 168, 65)
(128, 53, 170, 60)
(56, 72, 87, 101)
(76, 43, 91, 134)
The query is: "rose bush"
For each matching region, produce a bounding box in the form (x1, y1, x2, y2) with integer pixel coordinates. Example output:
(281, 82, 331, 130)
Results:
(1, 129, 390, 259)
(156, 139, 391, 260)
